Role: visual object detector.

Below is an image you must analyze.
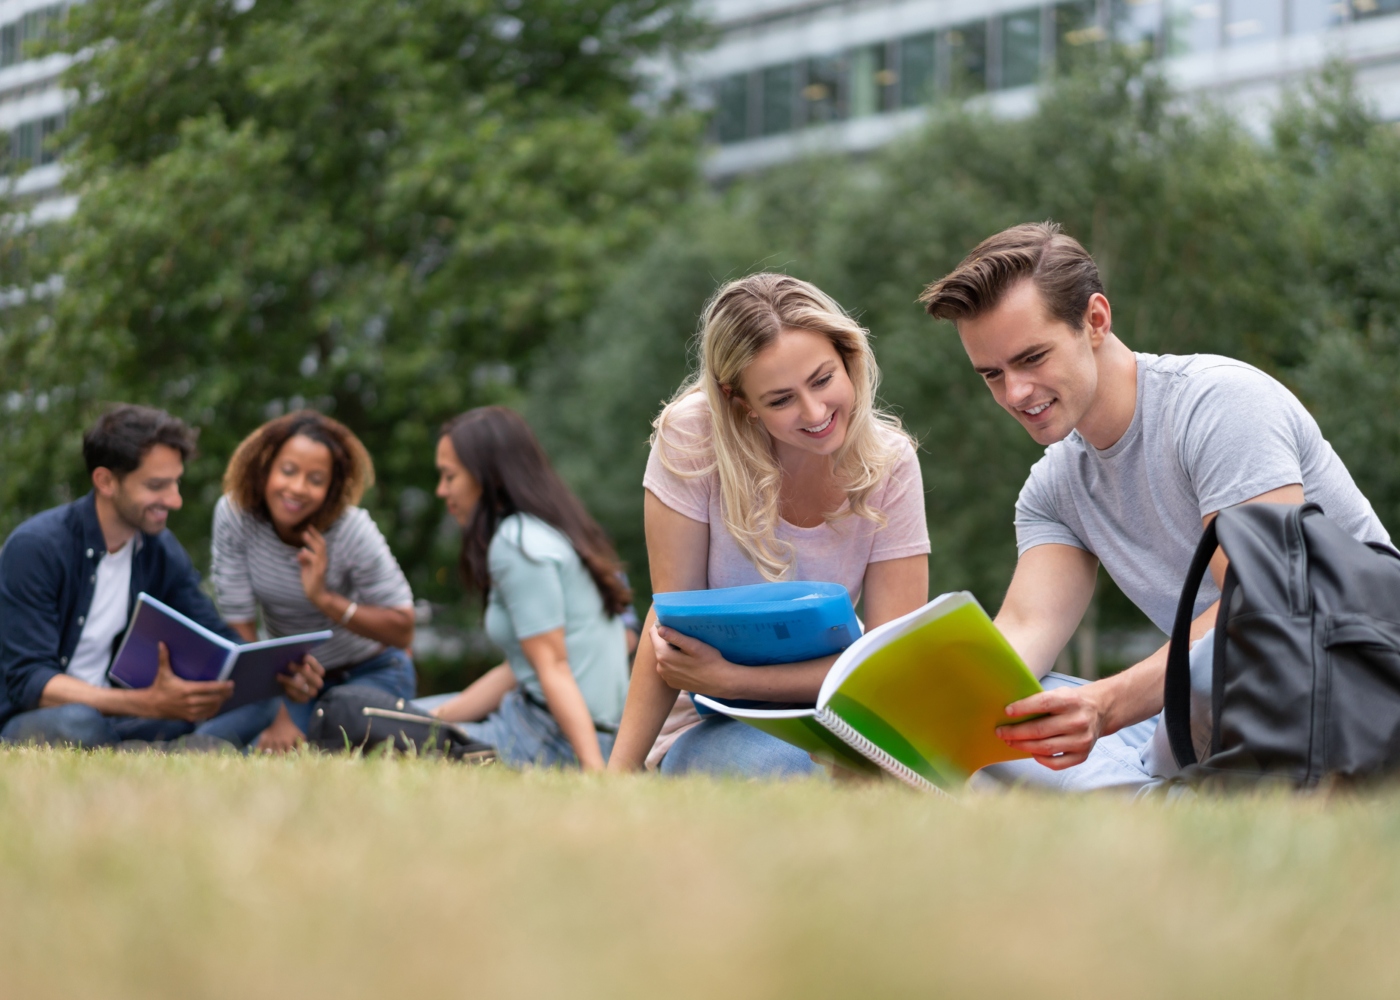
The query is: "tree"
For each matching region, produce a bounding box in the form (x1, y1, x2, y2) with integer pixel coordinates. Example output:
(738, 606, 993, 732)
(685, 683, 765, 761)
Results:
(1, 0, 702, 603)
(528, 55, 1399, 655)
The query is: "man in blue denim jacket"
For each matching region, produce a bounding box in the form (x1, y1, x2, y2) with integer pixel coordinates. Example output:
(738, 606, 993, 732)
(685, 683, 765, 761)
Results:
(0, 405, 320, 749)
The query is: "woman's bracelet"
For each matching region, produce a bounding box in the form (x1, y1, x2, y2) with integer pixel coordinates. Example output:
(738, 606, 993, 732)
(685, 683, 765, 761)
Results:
(340, 601, 359, 625)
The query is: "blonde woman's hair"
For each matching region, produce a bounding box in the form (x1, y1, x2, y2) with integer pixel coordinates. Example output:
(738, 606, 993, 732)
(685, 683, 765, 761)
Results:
(653, 273, 914, 580)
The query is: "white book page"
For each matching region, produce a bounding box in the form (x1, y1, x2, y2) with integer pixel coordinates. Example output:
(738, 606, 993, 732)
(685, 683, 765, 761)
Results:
(815, 591, 974, 709)
(689, 695, 817, 720)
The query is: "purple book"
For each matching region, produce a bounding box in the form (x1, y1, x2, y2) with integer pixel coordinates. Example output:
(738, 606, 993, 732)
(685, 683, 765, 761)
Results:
(107, 593, 332, 714)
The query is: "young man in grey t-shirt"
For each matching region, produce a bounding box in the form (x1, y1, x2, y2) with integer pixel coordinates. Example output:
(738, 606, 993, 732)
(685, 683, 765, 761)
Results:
(919, 222, 1391, 788)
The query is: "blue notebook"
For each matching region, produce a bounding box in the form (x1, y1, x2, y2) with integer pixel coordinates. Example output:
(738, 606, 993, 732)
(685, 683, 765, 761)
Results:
(652, 581, 861, 666)
(107, 593, 332, 714)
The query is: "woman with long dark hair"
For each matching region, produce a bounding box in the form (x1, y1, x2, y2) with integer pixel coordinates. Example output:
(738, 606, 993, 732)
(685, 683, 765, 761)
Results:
(423, 406, 630, 769)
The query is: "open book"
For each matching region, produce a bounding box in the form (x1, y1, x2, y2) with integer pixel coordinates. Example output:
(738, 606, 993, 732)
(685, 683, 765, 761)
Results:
(691, 592, 1043, 793)
(108, 593, 332, 714)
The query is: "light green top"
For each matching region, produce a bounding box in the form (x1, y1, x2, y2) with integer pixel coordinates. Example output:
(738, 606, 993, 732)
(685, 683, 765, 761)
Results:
(484, 513, 629, 727)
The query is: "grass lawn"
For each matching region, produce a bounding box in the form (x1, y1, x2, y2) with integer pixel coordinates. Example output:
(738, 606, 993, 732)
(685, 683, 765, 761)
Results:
(1, 747, 1397, 999)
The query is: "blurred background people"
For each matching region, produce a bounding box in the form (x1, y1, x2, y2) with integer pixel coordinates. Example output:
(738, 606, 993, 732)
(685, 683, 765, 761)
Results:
(419, 406, 630, 770)
(213, 411, 416, 752)
(0, 405, 296, 750)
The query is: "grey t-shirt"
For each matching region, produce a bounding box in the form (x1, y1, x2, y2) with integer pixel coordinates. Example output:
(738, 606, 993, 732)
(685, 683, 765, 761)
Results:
(1015, 353, 1392, 634)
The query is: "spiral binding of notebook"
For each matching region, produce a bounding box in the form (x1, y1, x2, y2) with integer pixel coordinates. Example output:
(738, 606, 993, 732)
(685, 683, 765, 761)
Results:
(815, 708, 951, 797)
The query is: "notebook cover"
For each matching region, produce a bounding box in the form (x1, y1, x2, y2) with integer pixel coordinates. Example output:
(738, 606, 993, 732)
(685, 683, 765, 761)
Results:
(651, 581, 861, 666)
(107, 593, 233, 689)
(820, 595, 1044, 786)
(219, 633, 332, 713)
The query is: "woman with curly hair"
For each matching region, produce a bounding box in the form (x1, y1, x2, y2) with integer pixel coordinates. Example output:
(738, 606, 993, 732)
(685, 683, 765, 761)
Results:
(607, 273, 931, 778)
(213, 410, 416, 752)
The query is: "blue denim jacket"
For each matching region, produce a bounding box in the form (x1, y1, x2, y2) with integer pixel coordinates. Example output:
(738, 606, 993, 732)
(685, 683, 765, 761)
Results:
(0, 492, 238, 725)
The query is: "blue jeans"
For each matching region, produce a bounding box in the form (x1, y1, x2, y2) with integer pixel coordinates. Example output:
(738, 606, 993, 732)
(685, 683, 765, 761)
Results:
(969, 646, 1221, 795)
(285, 646, 417, 734)
(413, 689, 615, 769)
(660, 714, 819, 779)
(0, 698, 280, 750)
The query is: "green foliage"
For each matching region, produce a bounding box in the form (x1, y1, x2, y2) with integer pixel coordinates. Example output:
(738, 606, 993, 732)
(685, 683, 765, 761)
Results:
(1, 0, 702, 602)
(530, 55, 1400, 625)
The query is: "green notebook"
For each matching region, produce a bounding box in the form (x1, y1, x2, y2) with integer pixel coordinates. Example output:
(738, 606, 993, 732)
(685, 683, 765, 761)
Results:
(692, 592, 1043, 793)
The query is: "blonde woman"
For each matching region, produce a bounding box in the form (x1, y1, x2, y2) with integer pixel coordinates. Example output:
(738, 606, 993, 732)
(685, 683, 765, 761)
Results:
(607, 274, 931, 777)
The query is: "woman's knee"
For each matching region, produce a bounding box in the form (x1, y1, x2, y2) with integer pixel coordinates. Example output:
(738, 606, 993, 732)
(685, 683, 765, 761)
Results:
(661, 718, 817, 778)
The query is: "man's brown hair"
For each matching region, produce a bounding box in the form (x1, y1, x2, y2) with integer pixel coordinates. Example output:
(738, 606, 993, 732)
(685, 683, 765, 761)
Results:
(918, 221, 1104, 330)
(222, 410, 374, 532)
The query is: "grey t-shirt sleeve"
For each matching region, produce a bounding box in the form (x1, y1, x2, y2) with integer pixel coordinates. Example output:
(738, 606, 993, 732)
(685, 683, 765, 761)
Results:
(210, 496, 257, 621)
(342, 509, 414, 608)
(1014, 454, 1090, 556)
(1174, 365, 1307, 518)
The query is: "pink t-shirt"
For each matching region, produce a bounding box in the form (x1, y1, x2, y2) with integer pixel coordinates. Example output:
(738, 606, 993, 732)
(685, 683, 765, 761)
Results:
(643, 392, 930, 601)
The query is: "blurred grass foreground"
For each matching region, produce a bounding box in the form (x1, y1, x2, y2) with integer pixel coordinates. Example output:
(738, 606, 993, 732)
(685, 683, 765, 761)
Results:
(2, 748, 1399, 999)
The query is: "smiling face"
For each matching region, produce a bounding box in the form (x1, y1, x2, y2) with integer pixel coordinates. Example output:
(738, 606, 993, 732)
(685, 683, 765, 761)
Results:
(435, 435, 483, 527)
(735, 327, 856, 459)
(263, 434, 334, 537)
(957, 280, 1110, 446)
(99, 444, 186, 537)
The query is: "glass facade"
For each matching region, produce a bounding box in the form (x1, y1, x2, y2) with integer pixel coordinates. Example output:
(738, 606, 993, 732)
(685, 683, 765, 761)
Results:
(1001, 9, 1045, 88)
(709, 0, 1395, 145)
(946, 21, 990, 96)
(2, 111, 66, 174)
(1058, 2, 1105, 71)
(899, 33, 938, 106)
(0, 4, 66, 69)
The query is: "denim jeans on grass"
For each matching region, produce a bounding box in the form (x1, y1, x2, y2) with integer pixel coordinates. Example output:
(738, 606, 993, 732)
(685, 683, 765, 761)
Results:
(413, 688, 615, 769)
(0, 697, 280, 750)
(659, 714, 818, 779)
(285, 646, 417, 734)
(970, 638, 1218, 795)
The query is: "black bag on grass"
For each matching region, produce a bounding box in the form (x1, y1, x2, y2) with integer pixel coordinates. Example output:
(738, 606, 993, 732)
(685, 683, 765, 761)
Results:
(1164, 502, 1400, 788)
(307, 684, 495, 760)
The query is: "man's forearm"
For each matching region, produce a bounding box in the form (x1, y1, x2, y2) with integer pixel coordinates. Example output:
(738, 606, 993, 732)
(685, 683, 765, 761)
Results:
(1098, 599, 1220, 734)
(39, 673, 151, 716)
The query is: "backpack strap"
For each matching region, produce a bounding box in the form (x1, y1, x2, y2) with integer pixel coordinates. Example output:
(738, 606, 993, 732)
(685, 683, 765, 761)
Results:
(1164, 516, 1220, 769)
(1165, 502, 1326, 770)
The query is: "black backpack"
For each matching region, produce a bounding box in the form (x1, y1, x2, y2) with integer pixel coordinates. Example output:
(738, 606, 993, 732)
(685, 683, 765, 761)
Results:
(1164, 502, 1400, 788)
(306, 684, 496, 761)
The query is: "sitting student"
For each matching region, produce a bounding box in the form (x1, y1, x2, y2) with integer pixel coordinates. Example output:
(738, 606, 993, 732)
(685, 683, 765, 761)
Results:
(422, 407, 631, 770)
(212, 411, 416, 752)
(919, 222, 1392, 788)
(606, 273, 931, 778)
(0, 405, 315, 749)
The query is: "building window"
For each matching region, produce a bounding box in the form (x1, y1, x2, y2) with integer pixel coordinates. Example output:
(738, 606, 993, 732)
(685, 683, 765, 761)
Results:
(1350, 0, 1400, 19)
(3, 111, 66, 174)
(999, 9, 1044, 89)
(1224, 0, 1284, 43)
(898, 32, 938, 107)
(1056, 1, 1103, 74)
(0, 4, 66, 70)
(715, 74, 750, 143)
(946, 21, 988, 96)
(849, 43, 894, 117)
(1167, 0, 1222, 54)
(761, 63, 796, 135)
(1110, 1, 1165, 53)
(803, 54, 845, 125)
(1289, 0, 1347, 31)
